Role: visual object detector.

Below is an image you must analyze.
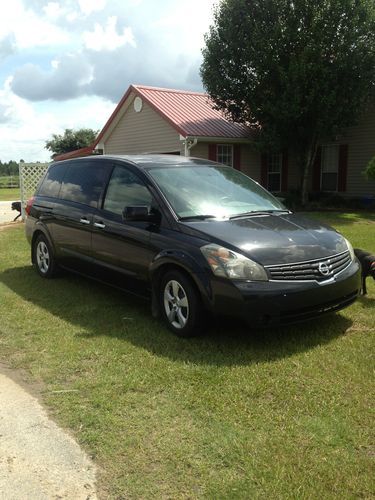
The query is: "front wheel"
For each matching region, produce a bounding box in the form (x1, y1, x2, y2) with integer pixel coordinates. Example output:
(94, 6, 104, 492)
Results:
(159, 270, 203, 337)
(32, 234, 58, 278)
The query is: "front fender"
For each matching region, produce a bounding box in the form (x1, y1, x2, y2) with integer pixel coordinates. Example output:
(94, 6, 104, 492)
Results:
(149, 249, 214, 311)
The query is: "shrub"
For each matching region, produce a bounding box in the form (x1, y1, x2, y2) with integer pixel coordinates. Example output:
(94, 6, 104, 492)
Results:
(364, 156, 375, 180)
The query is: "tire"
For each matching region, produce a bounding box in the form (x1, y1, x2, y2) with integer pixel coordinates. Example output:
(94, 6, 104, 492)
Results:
(159, 270, 203, 337)
(32, 234, 58, 278)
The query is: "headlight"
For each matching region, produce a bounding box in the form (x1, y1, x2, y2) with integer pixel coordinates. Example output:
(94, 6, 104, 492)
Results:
(344, 238, 355, 261)
(201, 244, 268, 281)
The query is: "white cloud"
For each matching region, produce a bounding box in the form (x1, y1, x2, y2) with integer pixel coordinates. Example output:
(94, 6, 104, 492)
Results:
(0, 0, 70, 50)
(78, 0, 107, 15)
(43, 2, 65, 20)
(83, 16, 135, 51)
(0, 80, 114, 161)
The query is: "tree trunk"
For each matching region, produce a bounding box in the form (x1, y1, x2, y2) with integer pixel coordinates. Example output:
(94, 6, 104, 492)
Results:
(300, 141, 318, 206)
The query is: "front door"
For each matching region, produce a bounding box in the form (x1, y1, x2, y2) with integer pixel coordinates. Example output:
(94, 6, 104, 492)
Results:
(91, 165, 157, 294)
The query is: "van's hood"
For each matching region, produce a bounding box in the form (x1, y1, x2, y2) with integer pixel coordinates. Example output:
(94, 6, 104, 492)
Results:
(182, 213, 348, 265)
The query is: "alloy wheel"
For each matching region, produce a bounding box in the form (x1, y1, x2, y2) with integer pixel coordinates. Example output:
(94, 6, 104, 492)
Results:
(36, 240, 50, 274)
(163, 280, 189, 329)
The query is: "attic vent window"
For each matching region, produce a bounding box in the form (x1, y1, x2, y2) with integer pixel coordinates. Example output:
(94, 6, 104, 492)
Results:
(134, 97, 143, 113)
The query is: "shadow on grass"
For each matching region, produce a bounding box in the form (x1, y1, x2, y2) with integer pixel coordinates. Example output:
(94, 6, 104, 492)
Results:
(357, 295, 375, 309)
(0, 266, 354, 366)
(298, 211, 375, 225)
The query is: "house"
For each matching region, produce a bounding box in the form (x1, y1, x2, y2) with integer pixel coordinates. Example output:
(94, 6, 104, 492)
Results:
(55, 84, 375, 198)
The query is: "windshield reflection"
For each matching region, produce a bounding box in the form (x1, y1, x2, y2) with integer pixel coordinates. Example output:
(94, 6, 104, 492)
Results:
(148, 165, 286, 219)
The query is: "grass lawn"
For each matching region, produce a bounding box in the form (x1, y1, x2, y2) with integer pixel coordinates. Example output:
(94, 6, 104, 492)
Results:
(0, 187, 20, 201)
(0, 212, 374, 498)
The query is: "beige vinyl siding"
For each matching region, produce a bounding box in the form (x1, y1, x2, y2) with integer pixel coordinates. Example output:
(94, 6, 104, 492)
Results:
(342, 105, 375, 197)
(285, 153, 300, 190)
(241, 145, 261, 181)
(280, 105, 375, 195)
(303, 104, 375, 196)
(105, 96, 181, 154)
(189, 142, 209, 159)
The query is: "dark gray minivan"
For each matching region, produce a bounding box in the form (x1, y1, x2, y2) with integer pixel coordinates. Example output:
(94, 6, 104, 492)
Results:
(25, 154, 360, 336)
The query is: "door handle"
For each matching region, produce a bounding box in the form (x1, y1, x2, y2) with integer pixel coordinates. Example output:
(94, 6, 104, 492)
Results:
(94, 222, 106, 229)
(80, 218, 90, 225)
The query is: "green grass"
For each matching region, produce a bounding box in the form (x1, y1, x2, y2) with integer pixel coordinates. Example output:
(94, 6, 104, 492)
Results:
(0, 187, 20, 201)
(0, 212, 374, 499)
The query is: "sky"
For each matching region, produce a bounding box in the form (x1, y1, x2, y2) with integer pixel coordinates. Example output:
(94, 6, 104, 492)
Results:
(0, 0, 218, 162)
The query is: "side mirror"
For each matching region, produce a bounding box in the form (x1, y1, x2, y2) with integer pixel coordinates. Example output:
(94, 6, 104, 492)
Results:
(122, 206, 160, 223)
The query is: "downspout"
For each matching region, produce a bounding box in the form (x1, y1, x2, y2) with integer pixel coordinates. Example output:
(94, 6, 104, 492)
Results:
(183, 136, 198, 157)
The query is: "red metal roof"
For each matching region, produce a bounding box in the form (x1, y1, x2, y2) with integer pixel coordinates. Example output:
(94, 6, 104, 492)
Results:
(54, 84, 252, 162)
(133, 85, 251, 139)
(96, 85, 251, 144)
(53, 146, 94, 161)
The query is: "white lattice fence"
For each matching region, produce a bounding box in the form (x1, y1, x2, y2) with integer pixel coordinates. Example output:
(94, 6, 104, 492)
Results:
(19, 162, 50, 220)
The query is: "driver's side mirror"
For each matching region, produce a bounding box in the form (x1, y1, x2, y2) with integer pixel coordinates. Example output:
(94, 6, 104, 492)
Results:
(122, 205, 160, 223)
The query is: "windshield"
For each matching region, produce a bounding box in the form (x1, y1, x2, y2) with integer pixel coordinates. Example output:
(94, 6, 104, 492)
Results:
(147, 165, 287, 219)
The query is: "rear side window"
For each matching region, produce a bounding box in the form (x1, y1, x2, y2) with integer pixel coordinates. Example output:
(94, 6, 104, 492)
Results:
(38, 163, 67, 198)
(60, 161, 107, 208)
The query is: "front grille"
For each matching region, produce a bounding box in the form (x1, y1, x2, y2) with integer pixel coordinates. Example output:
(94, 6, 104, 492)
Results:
(279, 291, 358, 324)
(266, 250, 351, 282)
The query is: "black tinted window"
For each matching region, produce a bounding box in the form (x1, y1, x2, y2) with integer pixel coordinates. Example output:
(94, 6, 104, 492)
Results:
(38, 163, 67, 198)
(103, 167, 152, 215)
(60, 161, 107, 207)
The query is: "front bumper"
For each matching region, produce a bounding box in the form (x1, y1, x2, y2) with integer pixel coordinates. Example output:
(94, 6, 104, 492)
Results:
(208, 260, 361, 326)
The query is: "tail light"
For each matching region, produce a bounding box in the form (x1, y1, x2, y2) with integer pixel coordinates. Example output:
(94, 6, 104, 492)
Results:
(25, 196, 35, 216)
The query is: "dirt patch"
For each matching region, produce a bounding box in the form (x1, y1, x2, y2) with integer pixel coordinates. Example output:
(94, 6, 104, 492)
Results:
(0, 221, 23, 231)
(0, 361, 45, 402)
(0, 361, 98, 499)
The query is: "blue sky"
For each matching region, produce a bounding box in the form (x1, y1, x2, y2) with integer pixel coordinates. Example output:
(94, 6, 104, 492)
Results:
(0, 0, 218, 161)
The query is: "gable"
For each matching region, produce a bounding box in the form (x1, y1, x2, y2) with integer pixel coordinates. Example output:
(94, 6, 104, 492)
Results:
(104, 94, 182, 154)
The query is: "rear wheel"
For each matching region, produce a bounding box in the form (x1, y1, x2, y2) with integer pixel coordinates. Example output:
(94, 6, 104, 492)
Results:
(160, 270, 203, 337)
(33, 234, 58, 278)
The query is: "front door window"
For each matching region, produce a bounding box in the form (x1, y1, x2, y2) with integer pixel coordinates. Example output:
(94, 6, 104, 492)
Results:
(103, 166, 153, 216)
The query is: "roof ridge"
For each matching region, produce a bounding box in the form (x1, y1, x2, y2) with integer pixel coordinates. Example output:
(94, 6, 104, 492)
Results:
(133, 84, 207, 96)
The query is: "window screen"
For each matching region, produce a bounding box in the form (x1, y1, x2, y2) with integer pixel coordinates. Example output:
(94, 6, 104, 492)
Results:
(103, 167, 152, 216)
(60, 161, 107, 207)
(38, 163, 67, 198)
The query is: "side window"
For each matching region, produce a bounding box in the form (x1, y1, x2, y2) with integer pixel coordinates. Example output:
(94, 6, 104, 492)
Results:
(103, 167, 153, 216)
(60, 161, 107, 208)
(38, 163, 67, 198)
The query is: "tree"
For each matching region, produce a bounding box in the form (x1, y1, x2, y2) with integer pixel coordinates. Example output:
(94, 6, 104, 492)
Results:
(45, 128, 98, 157)
(201, 0, 375, 204)
(365, 156, 375, 180)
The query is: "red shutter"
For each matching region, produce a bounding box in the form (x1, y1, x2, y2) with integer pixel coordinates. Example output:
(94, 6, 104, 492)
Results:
(208, 144, 217, 161)
(312, 146, 322, 191)
(281, 149, 288, 192)
(261, 153, 268, 188)
(338, 144, 348, 192)
(233, 145, 241, 170)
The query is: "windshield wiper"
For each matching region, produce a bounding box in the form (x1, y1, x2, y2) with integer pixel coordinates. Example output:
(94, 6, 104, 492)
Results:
(229, 210, 290, 220)
(179, 214, 217, 221)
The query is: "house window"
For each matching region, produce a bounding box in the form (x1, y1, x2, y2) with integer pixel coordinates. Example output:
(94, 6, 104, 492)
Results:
(267, 153, 282, 192)
(217, 145, 233, 167)
(321, 145, 339, 191)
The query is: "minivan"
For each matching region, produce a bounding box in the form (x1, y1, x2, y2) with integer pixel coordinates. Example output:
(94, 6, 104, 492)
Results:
(25, 154, 360, 336)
